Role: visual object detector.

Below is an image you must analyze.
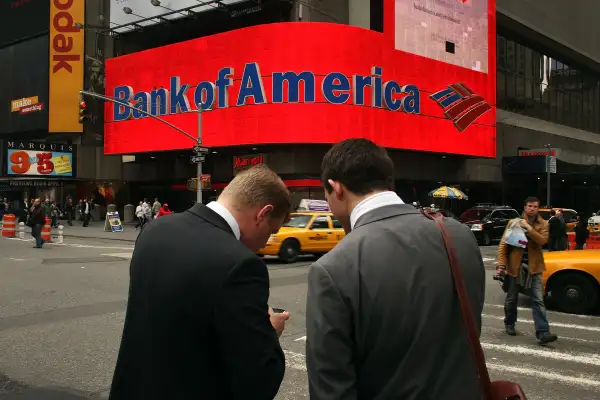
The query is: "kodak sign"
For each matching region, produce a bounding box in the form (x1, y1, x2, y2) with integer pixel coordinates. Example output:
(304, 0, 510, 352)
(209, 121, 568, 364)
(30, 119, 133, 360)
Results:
(48, 0, 84, 133)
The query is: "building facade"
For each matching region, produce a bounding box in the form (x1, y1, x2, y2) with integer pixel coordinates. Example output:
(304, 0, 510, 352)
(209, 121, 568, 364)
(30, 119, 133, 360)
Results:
(97, 0, 600, 215)
(0, 0, 121, 210)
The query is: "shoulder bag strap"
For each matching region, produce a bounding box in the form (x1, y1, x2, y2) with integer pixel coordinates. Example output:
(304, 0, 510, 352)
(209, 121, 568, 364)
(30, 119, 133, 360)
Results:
(432, 214, 494, 400)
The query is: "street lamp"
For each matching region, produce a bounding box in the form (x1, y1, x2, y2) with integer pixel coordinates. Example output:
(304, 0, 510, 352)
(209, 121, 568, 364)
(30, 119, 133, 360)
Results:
(79, 90, 206, 203)
(544, 143, 552, 206)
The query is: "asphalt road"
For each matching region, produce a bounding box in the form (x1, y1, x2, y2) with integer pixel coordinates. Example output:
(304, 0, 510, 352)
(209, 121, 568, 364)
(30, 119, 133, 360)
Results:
(0, 236, 599, 399)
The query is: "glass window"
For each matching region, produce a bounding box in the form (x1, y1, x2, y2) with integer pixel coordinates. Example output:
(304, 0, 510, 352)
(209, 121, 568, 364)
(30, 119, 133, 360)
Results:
(497, 33, 600, 134)
(459, 208, 491, 223)
(310, 216, 330, 229)
(331, 216, 343, 229)
(283, 214, 312, 228)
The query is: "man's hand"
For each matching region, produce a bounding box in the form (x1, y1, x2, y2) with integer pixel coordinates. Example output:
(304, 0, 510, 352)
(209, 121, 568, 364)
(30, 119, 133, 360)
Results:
(519, 219, 532, 232)
(268, 307, 290, 338)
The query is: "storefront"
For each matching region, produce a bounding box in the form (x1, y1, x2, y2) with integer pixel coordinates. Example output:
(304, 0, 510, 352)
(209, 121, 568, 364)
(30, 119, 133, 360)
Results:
(104, 2, 497, 208)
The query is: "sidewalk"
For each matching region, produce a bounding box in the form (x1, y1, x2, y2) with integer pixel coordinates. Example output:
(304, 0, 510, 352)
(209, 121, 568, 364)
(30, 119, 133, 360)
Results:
(18, 221, 140, 243)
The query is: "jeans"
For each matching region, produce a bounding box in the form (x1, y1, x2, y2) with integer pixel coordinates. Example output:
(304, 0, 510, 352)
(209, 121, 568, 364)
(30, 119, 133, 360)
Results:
(504, 273, 550, 337)
(31, 224, 44, 248)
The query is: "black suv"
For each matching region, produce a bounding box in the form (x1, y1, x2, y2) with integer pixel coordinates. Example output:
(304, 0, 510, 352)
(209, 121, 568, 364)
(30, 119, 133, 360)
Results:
(459, 204, 520, 246)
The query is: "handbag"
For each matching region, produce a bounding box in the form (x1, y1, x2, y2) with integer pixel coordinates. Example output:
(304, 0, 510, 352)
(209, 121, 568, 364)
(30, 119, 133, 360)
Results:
(432, 215, 528, 400)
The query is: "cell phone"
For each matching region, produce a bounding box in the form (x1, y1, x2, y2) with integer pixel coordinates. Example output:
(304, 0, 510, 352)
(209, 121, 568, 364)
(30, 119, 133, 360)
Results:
(271, 307, 286, 313)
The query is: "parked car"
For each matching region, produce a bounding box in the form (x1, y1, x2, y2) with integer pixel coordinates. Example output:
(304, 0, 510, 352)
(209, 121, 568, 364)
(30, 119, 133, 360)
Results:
(257, 211, 346, 263)
(540, 250, 600, 315)
(459, 204, 520, 246)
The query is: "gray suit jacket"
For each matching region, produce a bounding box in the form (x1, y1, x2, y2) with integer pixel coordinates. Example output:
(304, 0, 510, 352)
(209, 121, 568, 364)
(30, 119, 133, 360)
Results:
(306, 204, 485, 400)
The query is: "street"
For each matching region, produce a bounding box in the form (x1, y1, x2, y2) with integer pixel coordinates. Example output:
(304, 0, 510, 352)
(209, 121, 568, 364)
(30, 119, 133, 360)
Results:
(0, 229, 599, 399)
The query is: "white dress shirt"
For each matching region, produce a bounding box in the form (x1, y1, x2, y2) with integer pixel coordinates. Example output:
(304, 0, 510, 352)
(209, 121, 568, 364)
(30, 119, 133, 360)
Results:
(207, 201, 241, 240)
(350, 191, 405, 230)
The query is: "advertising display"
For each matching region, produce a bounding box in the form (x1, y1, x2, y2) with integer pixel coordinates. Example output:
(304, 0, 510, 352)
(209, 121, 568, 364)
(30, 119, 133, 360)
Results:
(48, 0, 85, 133)
(0, 36, 50, 134)
(0, 0, 49, 48)
(5, 141, 75, 177)
(395, 0, 488, 73)
(104, 0, 496, 157)
(105, 211, 124, 232)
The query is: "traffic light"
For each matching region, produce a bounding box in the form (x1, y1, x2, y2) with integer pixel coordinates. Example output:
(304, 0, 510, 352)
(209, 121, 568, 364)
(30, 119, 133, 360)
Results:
(78, 100, 89, 123)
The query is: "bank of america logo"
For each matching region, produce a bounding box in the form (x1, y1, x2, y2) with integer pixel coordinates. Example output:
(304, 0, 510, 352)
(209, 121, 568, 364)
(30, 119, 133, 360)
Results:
(430, 83, 491, 132)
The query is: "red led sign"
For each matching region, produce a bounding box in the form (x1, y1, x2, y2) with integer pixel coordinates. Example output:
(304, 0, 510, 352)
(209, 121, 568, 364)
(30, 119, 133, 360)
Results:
(104, 0, 496, 157)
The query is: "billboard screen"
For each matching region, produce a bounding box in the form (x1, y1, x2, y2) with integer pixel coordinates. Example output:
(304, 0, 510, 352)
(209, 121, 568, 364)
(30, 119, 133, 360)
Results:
(5, 141, 75, 177)
(0, 36, 49, 134)
(0, 0, 49, 48)
(395, 0, 488, 73)
(104, 0, 495, 157)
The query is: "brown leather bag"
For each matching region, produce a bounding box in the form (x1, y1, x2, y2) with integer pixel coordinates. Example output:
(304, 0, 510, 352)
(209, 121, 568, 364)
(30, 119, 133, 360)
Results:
(433, 215, 528, 400)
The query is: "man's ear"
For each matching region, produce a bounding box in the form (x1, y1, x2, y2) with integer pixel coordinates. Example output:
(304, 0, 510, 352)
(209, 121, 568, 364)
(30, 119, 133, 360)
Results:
(257, 204, 274, 221)
(328, 179, 344, 200)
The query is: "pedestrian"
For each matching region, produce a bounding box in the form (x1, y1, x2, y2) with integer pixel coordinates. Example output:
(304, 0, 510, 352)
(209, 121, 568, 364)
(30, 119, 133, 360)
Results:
(142, 198, 152, 224)
(548, 209, 567, 251)
(574, 214, 590, 250)
(109, 165, 292, 400)
(497, 196, 557, 344)
(154, 203, 173, 219)
(134, 201, 145, 230)
(305, 139, 486, 399)
(50, 200, 59, 228)
(29, 199, 46, 249)
(152, 197, 161, 218)
(82, 198, 91, 227)
(64, 198, 74, 226)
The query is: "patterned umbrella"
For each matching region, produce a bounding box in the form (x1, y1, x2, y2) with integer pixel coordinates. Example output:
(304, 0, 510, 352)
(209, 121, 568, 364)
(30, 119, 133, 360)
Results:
(428, 186, 469, 200)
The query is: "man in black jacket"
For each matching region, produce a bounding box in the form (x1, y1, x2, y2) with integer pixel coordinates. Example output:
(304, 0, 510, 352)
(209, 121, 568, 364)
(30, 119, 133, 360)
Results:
(109, 165, 292, 400)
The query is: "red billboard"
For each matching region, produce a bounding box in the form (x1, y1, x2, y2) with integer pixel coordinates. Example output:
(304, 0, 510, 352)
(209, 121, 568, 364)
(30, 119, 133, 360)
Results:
(104, 0, 496, 157)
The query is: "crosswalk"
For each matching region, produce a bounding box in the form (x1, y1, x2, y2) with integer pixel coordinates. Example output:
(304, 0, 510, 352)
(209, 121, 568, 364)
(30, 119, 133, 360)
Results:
(277, 304, 600, 399)
(93, 248, 600, 398)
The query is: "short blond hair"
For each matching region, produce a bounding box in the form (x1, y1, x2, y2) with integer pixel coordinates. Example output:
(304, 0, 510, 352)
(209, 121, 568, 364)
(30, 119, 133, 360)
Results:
(220, 164, 291, 219)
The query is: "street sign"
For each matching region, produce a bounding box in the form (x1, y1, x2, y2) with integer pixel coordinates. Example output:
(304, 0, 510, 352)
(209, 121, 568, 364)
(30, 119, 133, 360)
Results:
(547, 156, 557, 174)
(190, 155, 205, 164)
(193, 146, 209, 154)
(199, 174, 211, 182)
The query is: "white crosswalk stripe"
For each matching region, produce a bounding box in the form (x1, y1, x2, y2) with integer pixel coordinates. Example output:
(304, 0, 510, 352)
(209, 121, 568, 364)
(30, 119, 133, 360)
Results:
(282, 311, 600, 397)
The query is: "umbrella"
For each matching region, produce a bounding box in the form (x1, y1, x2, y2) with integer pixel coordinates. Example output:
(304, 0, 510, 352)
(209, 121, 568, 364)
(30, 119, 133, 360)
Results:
(428, 186, 469, 200)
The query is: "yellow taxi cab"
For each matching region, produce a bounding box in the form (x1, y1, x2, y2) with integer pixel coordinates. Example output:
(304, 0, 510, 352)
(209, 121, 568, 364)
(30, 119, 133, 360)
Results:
(257, 212, 346, 263)
(541, 250, 600, 315)
(538, 207, 578, 232)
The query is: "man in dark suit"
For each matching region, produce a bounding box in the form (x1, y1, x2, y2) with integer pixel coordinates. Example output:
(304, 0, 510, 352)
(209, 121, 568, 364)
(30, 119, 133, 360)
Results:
(306, 139, 486, 399)
(110, 165, 292, 400)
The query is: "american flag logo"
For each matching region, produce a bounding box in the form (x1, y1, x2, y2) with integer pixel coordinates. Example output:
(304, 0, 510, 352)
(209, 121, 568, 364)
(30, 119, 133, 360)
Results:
(430, 83, 491, 132)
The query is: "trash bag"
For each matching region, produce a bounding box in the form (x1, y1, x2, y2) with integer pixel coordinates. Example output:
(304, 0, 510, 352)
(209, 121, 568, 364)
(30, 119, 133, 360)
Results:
(503, 219, 528, 248)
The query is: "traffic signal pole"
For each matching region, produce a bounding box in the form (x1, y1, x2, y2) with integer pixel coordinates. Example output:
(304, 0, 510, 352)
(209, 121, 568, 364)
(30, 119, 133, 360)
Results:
(80, 90, 205, 203)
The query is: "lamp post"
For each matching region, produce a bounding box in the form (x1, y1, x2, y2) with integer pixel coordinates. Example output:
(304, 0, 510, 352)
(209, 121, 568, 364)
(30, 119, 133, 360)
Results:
(79, 90, 205, 203)
(544, 143, 552, 206)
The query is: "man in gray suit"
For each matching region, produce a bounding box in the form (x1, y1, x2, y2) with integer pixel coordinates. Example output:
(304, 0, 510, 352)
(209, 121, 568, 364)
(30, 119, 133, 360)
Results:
(306, 139, 486, 399)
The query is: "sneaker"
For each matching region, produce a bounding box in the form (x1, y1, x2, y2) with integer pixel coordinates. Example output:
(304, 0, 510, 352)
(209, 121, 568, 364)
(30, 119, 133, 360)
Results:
(537, 332, 558, 344)
(505, 326, 517, 336)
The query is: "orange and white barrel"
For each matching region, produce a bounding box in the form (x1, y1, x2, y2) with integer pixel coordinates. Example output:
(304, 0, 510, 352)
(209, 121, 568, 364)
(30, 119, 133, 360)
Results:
(41, 217, 52, 242)
(1, 214, 16, 238)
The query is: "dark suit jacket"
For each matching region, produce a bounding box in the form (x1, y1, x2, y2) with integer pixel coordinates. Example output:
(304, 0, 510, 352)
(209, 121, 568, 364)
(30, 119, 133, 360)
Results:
(306, 204, 486, 400)
(109, 204, 284, 400)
